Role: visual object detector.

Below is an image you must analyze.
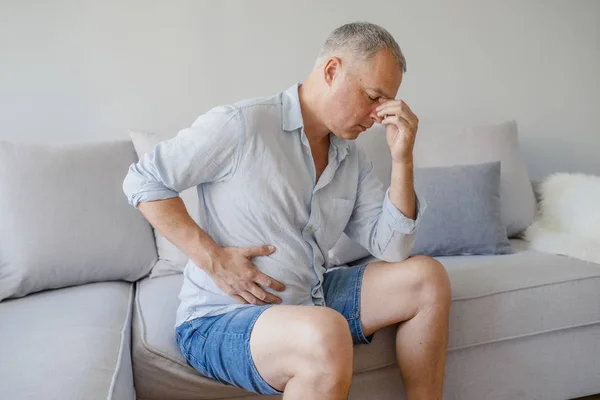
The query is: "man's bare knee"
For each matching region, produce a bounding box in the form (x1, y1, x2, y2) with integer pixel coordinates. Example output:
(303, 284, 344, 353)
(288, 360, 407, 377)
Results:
(409, 256, 452, 309)
(293, 308, 353, 393)
(304, 308, 353, 364)
(249, 306, 353, 395)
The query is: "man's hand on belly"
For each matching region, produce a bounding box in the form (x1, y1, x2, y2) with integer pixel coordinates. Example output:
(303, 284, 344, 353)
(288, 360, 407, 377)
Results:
(198, 245, 286, 305)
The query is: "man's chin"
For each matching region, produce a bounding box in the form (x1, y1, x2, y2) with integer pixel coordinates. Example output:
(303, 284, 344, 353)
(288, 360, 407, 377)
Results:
(333, 130, 361, 140)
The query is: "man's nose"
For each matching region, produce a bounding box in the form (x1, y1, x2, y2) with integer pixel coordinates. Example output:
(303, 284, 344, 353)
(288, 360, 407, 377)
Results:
(368, 108, 383, 125)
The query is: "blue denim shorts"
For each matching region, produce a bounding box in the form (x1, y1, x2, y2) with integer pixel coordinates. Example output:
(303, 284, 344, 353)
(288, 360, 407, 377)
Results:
(175, 263, 373, 395)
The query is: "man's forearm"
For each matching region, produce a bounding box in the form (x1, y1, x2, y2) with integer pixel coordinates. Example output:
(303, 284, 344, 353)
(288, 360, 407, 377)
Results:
(389, 160, 416, 220)
(137, 197, 220, 269)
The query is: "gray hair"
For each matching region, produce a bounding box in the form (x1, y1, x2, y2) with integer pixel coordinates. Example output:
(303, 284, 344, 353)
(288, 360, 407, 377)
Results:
(315, 22, 407, 73)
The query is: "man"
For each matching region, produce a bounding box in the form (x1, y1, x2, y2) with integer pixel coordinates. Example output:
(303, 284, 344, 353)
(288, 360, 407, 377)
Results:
(124, 22, 450, 400)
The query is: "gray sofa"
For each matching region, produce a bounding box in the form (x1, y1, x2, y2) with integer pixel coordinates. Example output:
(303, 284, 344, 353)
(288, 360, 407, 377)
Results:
(1, 131, 599, 400)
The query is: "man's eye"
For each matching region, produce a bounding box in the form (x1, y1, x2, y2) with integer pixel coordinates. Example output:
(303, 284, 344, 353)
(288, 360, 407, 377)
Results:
(368, 95, 378, 101)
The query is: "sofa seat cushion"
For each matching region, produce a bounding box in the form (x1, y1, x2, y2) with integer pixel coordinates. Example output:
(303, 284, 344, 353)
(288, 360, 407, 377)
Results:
(132, 274, 398, 400)
(132, 240, 600, 398)
(444, 239, 600, 349)
(356, 239, 600, 349)
(0, 281, 135, 400)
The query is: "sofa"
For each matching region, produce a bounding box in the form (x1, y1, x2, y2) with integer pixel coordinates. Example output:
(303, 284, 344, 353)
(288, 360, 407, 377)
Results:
(1, 121, 599, 400)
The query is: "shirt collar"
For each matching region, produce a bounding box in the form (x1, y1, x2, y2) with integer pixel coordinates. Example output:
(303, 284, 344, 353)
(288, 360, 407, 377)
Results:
(281, 82, 350, 161)
(281, 83, 303, 132)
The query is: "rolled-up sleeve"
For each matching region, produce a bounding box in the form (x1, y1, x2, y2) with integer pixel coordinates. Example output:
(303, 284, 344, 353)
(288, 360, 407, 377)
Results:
(123, 105, 243, 208)
(344, 148, 427, 262)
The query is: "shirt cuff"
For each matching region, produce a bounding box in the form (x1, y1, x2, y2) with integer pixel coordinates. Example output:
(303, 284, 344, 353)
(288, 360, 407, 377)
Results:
(128, 184, 179, 208)
(381, 188, 427, 235)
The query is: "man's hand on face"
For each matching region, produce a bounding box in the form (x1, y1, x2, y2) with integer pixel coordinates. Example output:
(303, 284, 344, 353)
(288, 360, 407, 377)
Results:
(202, 245, 286, 305)
(375, 98, 419, 163)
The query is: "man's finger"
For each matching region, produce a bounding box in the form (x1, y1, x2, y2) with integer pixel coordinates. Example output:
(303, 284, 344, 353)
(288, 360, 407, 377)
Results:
(379, 110, 417, 129)
(375, 100, 402, 114)
(376, 101, 417, 126)
(240, 291, 268, 306)
(254, 271, 286, 292)
(248, 283, 282, 304)
(376, 101, 414, 117)
(232, 294, 248, 304)
(376, 99, 412, 113)
(243, 245, 276, 258)
(381, 114, 412, 130)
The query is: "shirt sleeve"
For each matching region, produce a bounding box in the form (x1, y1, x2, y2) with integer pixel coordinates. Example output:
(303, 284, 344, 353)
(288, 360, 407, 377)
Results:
(123, 105, 243, 208)
(344, 147, 427, 262)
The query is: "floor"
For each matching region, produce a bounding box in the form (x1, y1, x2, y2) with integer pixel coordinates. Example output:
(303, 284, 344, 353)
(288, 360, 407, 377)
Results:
(573, 396, 600, 400)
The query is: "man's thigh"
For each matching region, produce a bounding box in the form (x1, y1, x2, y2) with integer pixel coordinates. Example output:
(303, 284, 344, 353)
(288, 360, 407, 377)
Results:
(176, 306, 283, 395)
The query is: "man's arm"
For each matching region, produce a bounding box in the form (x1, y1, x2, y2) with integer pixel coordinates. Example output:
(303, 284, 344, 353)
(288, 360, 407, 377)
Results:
(136, 197, 284, 305)
(123, 105, 284, 305)
(389, 160, 416, 220)
(376, 98, 419, 221)
(343, 149, 425, 262)
(137, 197, 220, 273)
(343, 98, 425, 262)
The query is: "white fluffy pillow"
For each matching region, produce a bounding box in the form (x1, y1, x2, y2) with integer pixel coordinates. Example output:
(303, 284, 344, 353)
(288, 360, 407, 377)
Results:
(524, 172, 600, 264)
(129, 130, 200, 278)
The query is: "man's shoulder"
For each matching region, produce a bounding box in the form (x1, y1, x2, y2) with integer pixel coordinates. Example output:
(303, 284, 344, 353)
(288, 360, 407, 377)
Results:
(194, 87, 289, 132)
(194, 90, 281, 126)
(231, 90, 283, 112)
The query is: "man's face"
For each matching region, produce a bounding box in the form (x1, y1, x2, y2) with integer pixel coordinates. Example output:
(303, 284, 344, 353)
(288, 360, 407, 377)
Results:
(323, 49, 403, 140)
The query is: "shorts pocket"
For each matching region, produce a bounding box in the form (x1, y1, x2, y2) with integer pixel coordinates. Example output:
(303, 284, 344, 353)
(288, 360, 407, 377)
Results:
(178, 320, 210, 372)
(186, 329, 208, 371)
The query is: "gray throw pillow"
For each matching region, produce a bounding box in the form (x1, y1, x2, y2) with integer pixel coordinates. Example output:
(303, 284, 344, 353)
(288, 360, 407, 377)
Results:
(414, 120, 536, 237)
(410, 161, 513, 257)
(0, 140, 158, 301)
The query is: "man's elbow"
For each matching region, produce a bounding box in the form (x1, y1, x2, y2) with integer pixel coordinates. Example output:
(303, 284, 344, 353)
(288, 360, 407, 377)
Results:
(375, 236, 416, 263)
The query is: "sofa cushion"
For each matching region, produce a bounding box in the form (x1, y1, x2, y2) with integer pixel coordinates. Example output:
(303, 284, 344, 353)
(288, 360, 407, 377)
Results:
(409, 161, 513, 257)
(0, 281, 135, 400)
(131, 243, 600, 399)
(413, 120, 537, 238)
(444, 239, 600, 349)
(131, 274, 398, 400)
(0, 140, 157, 301)
(358, 239, 600, 349)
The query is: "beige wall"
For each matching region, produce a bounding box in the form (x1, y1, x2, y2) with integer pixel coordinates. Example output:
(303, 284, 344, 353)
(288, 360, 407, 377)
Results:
(1, 0, 598, 180)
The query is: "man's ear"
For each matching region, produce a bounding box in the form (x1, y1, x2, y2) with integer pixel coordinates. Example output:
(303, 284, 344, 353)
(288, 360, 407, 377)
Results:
(323, 57, 342, 87)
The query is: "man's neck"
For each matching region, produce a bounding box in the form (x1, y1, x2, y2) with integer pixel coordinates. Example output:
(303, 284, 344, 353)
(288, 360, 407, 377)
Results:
(298, 79, 331, 147)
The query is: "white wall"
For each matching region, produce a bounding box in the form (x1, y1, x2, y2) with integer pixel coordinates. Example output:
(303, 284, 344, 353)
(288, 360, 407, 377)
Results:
(1, 0, 598, 180)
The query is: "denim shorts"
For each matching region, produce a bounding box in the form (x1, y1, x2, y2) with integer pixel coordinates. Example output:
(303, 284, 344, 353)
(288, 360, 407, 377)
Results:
(175, 263, 373, 395)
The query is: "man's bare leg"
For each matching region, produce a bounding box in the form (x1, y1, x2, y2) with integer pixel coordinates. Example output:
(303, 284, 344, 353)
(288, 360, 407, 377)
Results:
(360, 255, 451, 400)
(250, 305, 354, 399)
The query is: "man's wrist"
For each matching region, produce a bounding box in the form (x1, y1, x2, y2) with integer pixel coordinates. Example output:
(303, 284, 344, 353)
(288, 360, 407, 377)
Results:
(391, 157, 414, 168)
(188, 233, 222, 272)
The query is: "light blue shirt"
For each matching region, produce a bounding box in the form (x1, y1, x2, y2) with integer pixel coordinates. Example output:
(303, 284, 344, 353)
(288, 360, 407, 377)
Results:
(123, 84, 426, 327)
